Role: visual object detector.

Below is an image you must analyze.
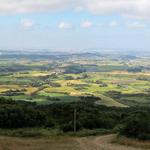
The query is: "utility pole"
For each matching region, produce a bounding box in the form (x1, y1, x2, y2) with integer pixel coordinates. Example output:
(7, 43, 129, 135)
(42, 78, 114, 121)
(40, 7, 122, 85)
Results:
(74, 108, 77, 132)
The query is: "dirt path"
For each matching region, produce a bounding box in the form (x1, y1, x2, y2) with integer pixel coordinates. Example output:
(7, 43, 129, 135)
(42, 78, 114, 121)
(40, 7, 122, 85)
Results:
(76, 134, 142, 150)
(0, 134, 145, 150)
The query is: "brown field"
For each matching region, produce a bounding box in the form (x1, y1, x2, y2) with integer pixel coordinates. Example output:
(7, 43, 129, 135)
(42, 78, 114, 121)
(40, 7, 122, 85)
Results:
(0, 134, 148, 150)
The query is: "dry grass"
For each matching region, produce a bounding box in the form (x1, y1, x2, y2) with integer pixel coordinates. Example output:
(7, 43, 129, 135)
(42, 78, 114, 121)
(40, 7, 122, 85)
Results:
(25, 86, 38, 95)
(0, 136, 79, 150)
(112, 135, 150, 149)
(0, 134, 148, 150)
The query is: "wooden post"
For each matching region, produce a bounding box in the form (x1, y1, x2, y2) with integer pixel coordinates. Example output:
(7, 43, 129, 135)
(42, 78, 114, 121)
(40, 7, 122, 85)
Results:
(74, 108, 77, 132)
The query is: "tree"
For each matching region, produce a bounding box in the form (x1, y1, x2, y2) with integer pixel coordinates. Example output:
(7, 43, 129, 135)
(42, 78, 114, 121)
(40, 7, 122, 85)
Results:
(120, 112, 150, 140)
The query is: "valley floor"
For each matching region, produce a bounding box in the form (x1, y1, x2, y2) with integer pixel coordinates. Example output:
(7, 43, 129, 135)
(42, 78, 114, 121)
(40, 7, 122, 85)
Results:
(0, 134, 147, 150)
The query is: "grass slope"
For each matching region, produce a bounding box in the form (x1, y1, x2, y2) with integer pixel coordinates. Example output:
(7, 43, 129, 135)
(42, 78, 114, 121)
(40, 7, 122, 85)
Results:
(95, 94, 128, 107)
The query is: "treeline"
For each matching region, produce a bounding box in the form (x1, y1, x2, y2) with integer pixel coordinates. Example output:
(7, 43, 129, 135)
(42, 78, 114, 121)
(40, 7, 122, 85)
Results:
(0, 97, 150, 140)
(64, 64, 144, 74)
(0, 64, 50, 73)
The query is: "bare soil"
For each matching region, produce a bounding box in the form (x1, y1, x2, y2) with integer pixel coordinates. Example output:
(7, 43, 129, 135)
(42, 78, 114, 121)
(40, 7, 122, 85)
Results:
(0, 134, 146, 150)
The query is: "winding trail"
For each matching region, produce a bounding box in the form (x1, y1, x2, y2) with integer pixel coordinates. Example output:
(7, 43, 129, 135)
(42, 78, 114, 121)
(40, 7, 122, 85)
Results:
(0, 134, 145, 150)
(76, 134, 142, 150)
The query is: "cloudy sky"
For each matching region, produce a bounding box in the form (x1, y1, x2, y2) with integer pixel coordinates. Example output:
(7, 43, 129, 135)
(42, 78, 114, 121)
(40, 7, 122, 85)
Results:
(0, 0, 150, 51)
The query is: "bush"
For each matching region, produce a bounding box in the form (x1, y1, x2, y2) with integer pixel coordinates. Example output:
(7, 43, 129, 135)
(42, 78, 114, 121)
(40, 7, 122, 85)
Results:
(45, 118, 55, 128)
(66, 129, 112, 137)
(61, 121, 82, 132)
(0, 105, 46, 128)
(81, 116, 115, 129)
(119, 112, 150, 140)
(65, 65, 86, 74)
(64, 76, 74, 80)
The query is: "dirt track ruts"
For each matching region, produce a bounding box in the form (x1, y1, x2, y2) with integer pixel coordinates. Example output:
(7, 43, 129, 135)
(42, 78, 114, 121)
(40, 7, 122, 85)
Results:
(76, 134, 142, 150)
(0, 134, 144, 150)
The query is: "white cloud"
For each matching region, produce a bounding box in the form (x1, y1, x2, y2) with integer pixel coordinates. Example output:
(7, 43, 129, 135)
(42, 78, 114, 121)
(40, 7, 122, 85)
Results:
(81, 21, 93, 28)
(58, 21, 73, 29)
(0, 0, 79, 14)
(82, 0, 150, 19)
(127, 22, 146, 29)
(21, 19, 35, 29)
(0, 0, 150, 19)
(109, 21, 118, 27)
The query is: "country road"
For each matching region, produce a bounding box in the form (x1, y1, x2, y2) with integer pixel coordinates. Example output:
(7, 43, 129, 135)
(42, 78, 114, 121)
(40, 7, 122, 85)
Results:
(76, 134, 142, 150)
(0, 134, 146, 150)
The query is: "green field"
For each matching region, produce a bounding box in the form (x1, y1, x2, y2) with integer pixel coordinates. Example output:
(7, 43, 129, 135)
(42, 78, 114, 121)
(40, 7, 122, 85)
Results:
(0, 51, 149, 107)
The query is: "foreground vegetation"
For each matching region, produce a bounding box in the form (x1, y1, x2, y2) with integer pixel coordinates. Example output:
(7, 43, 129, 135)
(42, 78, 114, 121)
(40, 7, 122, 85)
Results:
(0, 98, 149, 141)
(0, 134, 147, 150)
(113, 135, 150, 149)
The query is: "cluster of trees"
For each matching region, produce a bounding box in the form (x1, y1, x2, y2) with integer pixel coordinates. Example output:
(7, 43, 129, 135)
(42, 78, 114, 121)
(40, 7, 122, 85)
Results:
(1, 89, 26, 96)
(137, 76, 150, 81)
(65, 73, 88, 81)
(0, 64, 50, 73)
(106, 91, 150, 103)
(65, 65, 86, 74)
(95, 80, 108, 87)
(49, 82, 61, 87)
(0, 98, 45, 128)
(64, 76, 74, 80)
(0, 97, 149, 140)
(127, 67, 143, 72)
(120, 112, 150, 140)
(31, 77, 61, 88)
(80, 96, 101, 104)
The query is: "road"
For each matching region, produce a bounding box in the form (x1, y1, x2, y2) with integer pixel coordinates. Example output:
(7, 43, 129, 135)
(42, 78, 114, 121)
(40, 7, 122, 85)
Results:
(76, 134, 142, 150)
(0, 134, 144, 150)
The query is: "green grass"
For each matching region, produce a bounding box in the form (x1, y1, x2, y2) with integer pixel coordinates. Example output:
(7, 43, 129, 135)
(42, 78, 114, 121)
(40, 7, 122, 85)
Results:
(95, 94, 128, 107)
(38, 91, 80, 103)
(0, 128, 60, 137)
(0, 128, 112, 137)
(0, 58, 149, 107)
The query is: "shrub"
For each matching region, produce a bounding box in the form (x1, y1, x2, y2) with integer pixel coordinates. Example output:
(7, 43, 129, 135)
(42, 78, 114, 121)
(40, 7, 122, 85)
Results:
(61, 121, 82, 132)
(119, 112, 150, 140)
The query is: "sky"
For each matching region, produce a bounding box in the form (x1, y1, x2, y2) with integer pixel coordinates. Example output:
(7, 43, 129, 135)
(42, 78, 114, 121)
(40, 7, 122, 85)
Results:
(0, 0, 150, 51)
